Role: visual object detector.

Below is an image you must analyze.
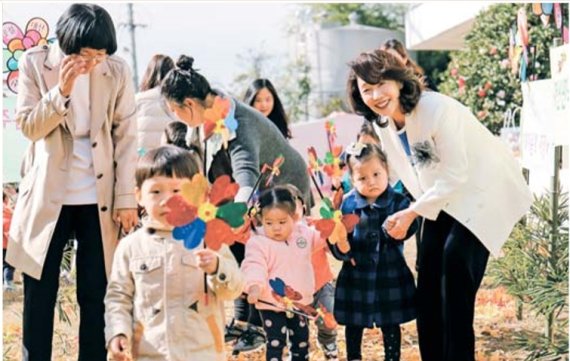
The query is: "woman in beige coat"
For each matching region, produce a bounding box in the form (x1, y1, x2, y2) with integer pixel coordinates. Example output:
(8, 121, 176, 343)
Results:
(6, 4, 138, 360)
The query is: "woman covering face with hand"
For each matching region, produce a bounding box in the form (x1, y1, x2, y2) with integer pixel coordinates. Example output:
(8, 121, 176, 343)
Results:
(7, 4, 138, 360)
(346, 49, 532, 361)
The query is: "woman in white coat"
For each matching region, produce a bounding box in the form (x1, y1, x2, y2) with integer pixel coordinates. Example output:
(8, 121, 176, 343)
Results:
(136, 54, 178, 152)
(346, 49, 532, 361)
(7, 4, 138, 360)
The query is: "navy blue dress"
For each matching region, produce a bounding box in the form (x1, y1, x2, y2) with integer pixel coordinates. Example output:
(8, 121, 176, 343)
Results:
(331, 186, 418, 327)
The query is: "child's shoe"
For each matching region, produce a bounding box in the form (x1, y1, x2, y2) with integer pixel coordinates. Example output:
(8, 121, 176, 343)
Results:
(320, 342, 339, 360)
(3, 280, 15, 292)
(232, 324, 266, 354)
(224, 319, 246, 343)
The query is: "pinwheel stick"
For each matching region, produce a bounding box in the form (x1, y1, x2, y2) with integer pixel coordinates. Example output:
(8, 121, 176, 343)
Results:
(308, 171, 325, 200)
(326, 130, 334, 154)
(241, 293, 316, 320)
(247, 172, 266, 204)
(202, 139, 209, 305)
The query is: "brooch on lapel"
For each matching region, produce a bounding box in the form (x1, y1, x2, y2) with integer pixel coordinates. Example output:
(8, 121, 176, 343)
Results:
(411, 140, 440, 168)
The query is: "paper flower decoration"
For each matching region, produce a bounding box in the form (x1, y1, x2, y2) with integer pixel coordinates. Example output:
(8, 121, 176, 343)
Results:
(311, 198, 359, 254)
(203, 96, 238, 149)
(3, 18, 54, 94)
(261, 155, 285, 187)
(165, 174, 248, 250)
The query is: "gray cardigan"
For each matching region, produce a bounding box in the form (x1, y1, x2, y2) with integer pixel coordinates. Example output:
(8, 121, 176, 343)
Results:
(209, 99, 311, 205)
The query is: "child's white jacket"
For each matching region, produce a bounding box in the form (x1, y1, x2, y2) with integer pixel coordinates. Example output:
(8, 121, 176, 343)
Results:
(375, 91, 532, 256)
(104, 225, 244, 361)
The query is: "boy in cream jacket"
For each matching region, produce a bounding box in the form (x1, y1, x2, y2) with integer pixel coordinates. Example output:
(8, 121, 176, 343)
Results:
(104, 145, 244, 361)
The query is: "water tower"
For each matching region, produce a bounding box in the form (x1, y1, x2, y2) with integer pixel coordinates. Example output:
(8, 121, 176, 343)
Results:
(302, 12, 405, 116)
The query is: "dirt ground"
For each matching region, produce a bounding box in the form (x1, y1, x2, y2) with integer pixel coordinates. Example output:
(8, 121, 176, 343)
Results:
(3, 240, 545, 361)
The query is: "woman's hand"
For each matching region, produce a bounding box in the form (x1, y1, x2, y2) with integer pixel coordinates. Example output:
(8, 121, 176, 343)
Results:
(58, 55, 87, 97)
(113, 209, 139, 233)
(194, 249, 219, 275)
(107, 335, 130, 361)
(384, 208, 418, 240)
(247, 285, 261, 304)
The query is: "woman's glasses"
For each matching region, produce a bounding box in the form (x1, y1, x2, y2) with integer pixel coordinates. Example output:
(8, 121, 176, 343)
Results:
(78, 54, 107, 63)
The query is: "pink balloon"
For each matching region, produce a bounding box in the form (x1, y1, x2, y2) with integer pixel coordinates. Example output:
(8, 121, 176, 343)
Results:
(25, 29, 41, 44)
(22, 36, 34, 49)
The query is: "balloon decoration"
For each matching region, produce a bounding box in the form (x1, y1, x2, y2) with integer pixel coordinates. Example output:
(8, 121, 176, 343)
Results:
(3, 18, 54, 94)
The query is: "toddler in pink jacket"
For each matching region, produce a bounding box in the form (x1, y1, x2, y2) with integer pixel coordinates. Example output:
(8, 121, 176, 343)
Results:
(241, 187, 325, 361)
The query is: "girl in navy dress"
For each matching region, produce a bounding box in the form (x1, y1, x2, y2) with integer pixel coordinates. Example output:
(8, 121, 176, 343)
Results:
(331, 143, 418, 361)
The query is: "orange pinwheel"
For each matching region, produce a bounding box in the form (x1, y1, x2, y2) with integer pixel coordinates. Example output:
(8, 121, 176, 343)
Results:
(269, 277, 310, 319)
(325, 120, 337, 146)
(268, 278, 336, 328)
(261, 155, 285, 187)
(322, 145, 344, 180)
(203, 96, 238, 149)
(312, 198, 359, 254)
(314, 303, 338, 330)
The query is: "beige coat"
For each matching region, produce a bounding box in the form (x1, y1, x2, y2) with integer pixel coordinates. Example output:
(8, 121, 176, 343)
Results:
(7, 44, 137, 280)
(104, 227, 244, 361)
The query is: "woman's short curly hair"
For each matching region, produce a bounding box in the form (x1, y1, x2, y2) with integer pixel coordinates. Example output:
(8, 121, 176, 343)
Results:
(346, 49, 424, 123)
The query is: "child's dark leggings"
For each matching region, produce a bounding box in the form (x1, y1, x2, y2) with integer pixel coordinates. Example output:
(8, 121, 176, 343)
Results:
(260, 310, 309, 361)
(345, 324, 401, 361)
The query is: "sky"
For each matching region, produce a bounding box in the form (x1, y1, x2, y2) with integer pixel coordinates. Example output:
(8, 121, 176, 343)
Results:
(2, 2, 299, 90)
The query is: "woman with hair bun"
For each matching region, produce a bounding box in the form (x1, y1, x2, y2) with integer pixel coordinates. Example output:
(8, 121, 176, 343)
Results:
(161, 55, 313, 352)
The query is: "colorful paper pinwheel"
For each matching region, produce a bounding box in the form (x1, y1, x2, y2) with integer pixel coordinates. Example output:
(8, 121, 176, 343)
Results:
(3, 18, 54, 94)
(307, 146, 325, 186)
(203, 96, 238, 149)
(325, 120, 337, 150)
(311, 198, 359, 254)
(269, 277, 310, 318)
(261, 155, 285, 187)
(322, 145, 344, 180)
(268, 278, 337, 328)
(313, 302, 338, 330)
(247, 155, 287, 205)
(165, 174, 248, 250)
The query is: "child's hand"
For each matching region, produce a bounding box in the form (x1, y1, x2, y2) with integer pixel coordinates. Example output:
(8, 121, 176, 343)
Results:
(194, 249, 219, 275)
(384, 208, 418, 240)
(247, 285, 261, 304)
(108, 335, 130, 361)
(113, 208, 139, 233)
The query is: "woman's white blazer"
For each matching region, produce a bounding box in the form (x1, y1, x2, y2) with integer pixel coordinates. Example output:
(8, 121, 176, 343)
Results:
(374, 91, 532, 256)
